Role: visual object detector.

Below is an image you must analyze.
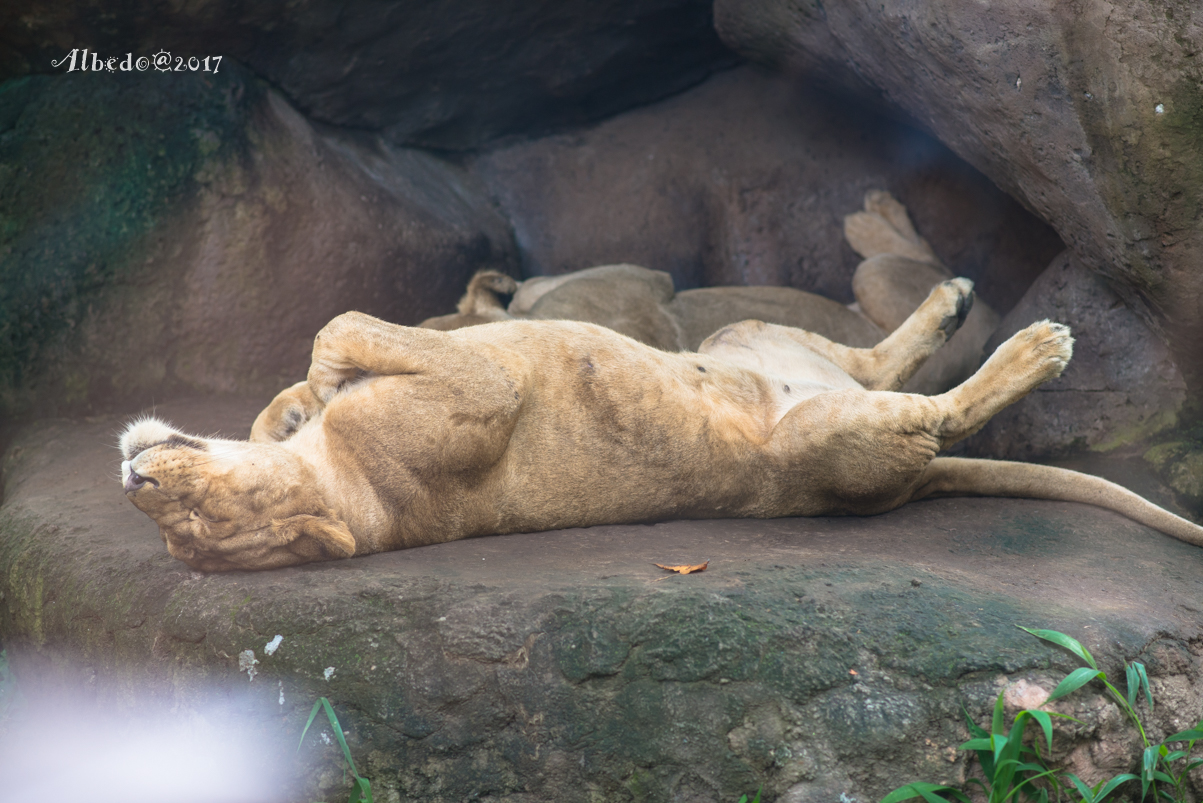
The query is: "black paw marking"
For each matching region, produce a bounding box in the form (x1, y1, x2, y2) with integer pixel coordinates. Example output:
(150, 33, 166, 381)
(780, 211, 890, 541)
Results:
(938, 285, 974, 339)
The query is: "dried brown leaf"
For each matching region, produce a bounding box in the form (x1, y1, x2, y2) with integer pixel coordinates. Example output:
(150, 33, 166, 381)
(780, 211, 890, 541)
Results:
(653, 560, 709, 575)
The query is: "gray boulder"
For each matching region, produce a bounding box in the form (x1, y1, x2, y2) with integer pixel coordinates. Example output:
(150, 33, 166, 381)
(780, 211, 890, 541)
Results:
(470, 66, 1063, 308)
(965, 251, 1186, 461)
(714, 0, 1203, 378)
(0, 0, 737, 150)
(0, 67, 516, 418)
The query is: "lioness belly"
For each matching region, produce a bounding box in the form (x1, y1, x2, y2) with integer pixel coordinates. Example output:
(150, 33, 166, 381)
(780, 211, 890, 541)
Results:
(339, 326, 803, 546)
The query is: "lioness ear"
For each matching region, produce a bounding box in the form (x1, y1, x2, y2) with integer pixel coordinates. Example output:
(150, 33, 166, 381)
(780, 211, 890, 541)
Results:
(272, 514, 356, 560)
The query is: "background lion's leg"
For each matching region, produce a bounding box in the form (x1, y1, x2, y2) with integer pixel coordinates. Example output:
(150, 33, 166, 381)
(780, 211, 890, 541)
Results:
(700, 279, 973, 391)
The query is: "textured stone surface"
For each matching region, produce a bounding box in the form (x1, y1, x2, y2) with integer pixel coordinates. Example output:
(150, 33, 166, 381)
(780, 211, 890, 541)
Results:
(0, 67, 516, 419)
(0, 0, 737, 150)
(964, 251, 1187, 461)
(714, 0, 1203, 380)
(3, 397, 1202, 802)
(470, 66, 1063, 308)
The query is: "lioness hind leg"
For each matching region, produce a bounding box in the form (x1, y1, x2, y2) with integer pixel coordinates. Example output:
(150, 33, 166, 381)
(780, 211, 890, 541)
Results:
(309, 311, 512, 403)
(701, 279, 973, 391)
(932, 319, 1073, 449)
(764, 319, 1073, 517)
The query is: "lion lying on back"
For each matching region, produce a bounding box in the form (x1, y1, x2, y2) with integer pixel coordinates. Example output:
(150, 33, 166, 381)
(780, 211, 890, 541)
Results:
(120, 273, 1203, 571)
(420, 191, 1001, 395)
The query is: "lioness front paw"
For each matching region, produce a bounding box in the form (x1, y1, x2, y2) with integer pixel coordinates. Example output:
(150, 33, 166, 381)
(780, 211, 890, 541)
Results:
(251, 381, 324, 442)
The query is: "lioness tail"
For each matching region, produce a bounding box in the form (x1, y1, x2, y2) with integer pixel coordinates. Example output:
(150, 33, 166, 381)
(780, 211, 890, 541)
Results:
(912, 457, 1203, 546)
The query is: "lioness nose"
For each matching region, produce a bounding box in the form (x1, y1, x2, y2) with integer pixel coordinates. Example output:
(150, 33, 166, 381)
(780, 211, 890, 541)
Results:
(124, 470, 156, 493)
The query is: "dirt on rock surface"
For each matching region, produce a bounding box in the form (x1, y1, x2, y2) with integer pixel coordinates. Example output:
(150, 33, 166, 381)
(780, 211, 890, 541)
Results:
(2, 397, 1202, 802)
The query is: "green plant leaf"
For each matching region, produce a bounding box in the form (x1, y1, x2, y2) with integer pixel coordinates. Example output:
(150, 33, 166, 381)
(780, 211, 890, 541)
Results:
(1150, 770, 1174, 784)
(1142, 745, 1159, 798)
(318, 698, 365, 782)
(1162, 727, 1203, 743)
(1002, 767, 1061, 803)
(1063, 772, 1096, 803)
(1020, 627, 1097, 669)
(881, 782, 968, 803)
(992, 690, 1007, 736)
(350, 776, 372, 803)
(1163, 750, 1187, 762)
(297, 697, 373, 803)
(959, 738, 993, 752)
(1026, 710, 1055, 757)
(1091, 774, 1138, 803)
(1125, 664, 1139, 710)
(298, 699, 325, 752)
(1134, 662, 1152, 711)
(1047, 667, 1102, 702)
(964, 707, 990, 739)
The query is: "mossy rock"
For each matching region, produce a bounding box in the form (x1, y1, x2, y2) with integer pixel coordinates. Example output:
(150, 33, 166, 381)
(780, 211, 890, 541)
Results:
(2, 398, 1203, 801)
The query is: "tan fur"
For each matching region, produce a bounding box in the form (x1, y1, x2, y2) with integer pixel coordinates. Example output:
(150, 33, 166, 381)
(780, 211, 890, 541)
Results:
(121, 281, 1203, 571)
(419, 191, 996, 394)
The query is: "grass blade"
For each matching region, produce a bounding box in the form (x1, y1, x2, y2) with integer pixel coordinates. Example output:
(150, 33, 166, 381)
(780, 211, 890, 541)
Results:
(1026, 710, 1054, 757)
(1047, 667, 1102, 702)
(1020, 627, 1097, 669)
(1142, 745, 1158, 799)
(881, 783, 968, 803)
(964, 707, 990, 739)
(298, 699, 324, 752)
(1133, 662, 1152, 711)
(1063, 772, 1095, 803)
(319, 698, 365, 781)
(350, 776, 372, 803)
(1162, 727, 1203, 743)
(992, 691, 1006, 736)
(1091, 774, 1138, 803)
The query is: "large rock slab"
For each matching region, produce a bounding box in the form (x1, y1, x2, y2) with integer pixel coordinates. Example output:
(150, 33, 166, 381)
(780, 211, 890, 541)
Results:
(713, 0, 1203, 379)
(2, 397, 1202, 802)
(0, 0, 736, 150)
(965, 251, 1187, 461)
(0, 67, 516, 419)
(471, 66, 1063, 308)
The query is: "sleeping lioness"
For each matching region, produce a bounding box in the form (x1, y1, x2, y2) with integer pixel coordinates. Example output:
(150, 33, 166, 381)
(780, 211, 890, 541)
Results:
(119, 278, 1203, 571)
(419, 191, 1001, 395)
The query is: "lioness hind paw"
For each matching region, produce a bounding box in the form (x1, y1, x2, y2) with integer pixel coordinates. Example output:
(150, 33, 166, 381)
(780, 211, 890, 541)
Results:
(863, 189, 920, 240)
(1025, 319, 1074, 375)
(843, 190, 942, 265)
(994, 320, 1074, 384)
(936, 279, 975, 339)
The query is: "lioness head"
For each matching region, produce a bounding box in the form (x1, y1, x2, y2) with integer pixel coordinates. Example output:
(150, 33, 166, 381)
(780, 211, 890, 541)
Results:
(119, 418, 355, 571)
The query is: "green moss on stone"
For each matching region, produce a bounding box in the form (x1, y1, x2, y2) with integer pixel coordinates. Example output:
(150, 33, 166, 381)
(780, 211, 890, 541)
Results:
(0, 66, 260, 414)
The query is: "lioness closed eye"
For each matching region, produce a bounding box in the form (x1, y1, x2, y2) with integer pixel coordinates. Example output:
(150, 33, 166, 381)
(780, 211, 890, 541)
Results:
(120, 279, 1203, 572)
